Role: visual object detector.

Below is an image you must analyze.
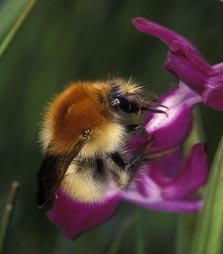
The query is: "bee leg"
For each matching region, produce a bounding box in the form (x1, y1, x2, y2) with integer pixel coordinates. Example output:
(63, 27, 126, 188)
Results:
(110, 152, 131, 187)
(126, 124, 148, 138)
(110, 148, 179, 188)
(125, 154, 143, 176)
(111, 152, 144, 174)
(110, 152, 143, 185)
(92, 158, 107, 181)
(110, 152, 126, 169)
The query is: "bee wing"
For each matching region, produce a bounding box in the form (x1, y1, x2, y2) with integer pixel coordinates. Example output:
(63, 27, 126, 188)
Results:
(36, 141, 85, 209)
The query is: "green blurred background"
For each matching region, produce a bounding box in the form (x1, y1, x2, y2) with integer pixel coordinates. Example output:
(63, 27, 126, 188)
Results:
(0, 0, 223, 253)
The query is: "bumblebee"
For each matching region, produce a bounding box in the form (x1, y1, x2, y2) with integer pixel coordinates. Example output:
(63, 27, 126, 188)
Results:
(36, 79, 163, 208)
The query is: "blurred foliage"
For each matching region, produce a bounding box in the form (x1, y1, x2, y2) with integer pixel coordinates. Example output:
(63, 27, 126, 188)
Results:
(0, 0, 29, 42)
(0, 0, 36, 59)
(0, 0, 223, 253)
(191, 134, 223, 254)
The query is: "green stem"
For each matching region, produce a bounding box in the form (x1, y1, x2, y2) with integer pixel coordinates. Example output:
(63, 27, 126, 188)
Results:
(175, 214, 197, 254)
(135, 209, 145, 254)
(0, 181, 20, 253)
(191, 133, 223, 254)
(184, 107, 205, 154)
(107, 215, 135, 254)
(0, 0, 36, 59)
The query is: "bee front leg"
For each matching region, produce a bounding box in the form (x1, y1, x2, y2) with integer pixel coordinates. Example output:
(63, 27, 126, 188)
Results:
(126, 124, 148, 138)
(110, 152, 143, 186)
(110, 152, 144, 174)
(110, 152, 126, 169)
(125, 154, 143, 173)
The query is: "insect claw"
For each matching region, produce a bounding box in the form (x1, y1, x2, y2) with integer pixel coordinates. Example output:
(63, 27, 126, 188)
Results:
(125, 154, 143, 173)
(135, 126, 148, 138)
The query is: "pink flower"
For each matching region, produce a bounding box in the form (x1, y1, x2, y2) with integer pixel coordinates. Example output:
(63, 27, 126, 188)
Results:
(133, 17, 223, 111)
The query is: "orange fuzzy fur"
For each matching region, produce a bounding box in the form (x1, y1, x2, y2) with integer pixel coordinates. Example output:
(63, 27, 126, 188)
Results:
(42, 81, 116, 155)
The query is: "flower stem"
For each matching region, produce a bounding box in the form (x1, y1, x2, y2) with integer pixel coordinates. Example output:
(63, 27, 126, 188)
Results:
(191, 133, 223, 254)
(0, 0, 36, 59)
(107, 215, 134, 254)
(0, 181, 20, 253)
(175, 214, 197, 254)
(135, 209, 145, 254)
(184, 107, 205, 154)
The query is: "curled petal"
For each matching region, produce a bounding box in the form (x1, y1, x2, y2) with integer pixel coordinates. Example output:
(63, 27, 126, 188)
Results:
(167, 41, 214, 76)
(165, 46, 223, 111)
(202, 75, 223, 111)
(145, 84, 201, 151)
(213, 62, 223, 72)
(164, 44, 223, 111)
(132, 17, 197, 53)
(132, 17, 214, 81)
(133, 17, 223, 111)
(165, 50, 213, 94)
(48, 190, 120, 240)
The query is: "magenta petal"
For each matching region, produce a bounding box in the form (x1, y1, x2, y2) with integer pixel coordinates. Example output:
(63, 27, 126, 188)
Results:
(132, 17, 214, 83)
(48, 190, 121, 240)
(202, 75, 223, 111)
(133, 17, 223, 111)
(213, 62, 223, 72)
(167, 50, 223, 110)
(145, 84, 201, 151)
(121, 175, 203, 212)
(165, 51, 213, 94)
(167, 40, 214, 76)
(121, 143, 207, 213)
(132, 17, 197, 52)
(163, 143, 208, 200)
(148, 148, 183, 186)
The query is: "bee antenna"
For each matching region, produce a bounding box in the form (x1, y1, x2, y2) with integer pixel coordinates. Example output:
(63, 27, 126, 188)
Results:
(141, 105, 168, 116)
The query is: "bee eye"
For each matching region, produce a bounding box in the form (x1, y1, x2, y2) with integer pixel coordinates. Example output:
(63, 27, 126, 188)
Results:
(111, 98, 120, 107)
(83, 129, 90, 138)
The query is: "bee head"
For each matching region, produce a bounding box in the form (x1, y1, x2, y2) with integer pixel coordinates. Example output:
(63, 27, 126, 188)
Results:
(42, 81, 119, 156)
